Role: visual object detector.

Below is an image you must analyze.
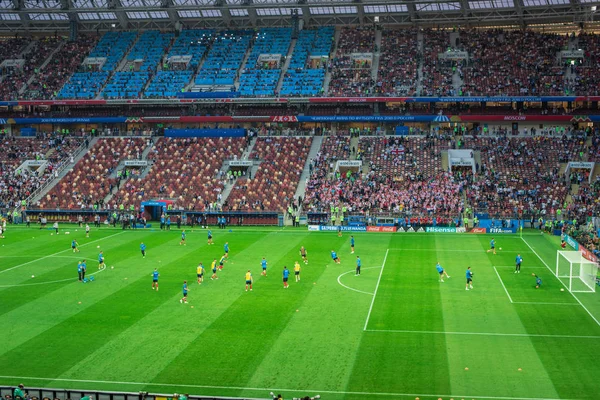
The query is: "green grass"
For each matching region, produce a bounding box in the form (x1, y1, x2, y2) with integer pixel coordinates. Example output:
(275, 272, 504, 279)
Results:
(1, 226, 600, 400)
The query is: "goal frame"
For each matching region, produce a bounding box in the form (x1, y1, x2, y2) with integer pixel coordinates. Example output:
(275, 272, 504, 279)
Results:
(556, 250, 597, 293)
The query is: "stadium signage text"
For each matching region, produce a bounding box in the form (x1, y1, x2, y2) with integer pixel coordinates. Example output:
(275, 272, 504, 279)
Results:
(470, 228, 487, 234)
(124, 160, 148, 167)
(560, 50, 584, 58)
(308, 225, 367, 232)
(425, 227, 459, 233)
(488, 228, 517, 234)
(564, 234, 579, 250)
(438, 50, 469, 60)
(367, 226, 398, 232)
(568, 162, 595, 169)
(229, 161, 253, 167)
(338, 160, 363, 167)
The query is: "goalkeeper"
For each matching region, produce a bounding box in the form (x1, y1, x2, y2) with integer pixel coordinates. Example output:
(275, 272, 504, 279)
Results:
(532, 273, 542, 289)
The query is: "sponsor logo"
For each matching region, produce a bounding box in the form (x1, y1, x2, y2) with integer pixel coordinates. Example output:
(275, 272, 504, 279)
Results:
(307, 225, 320, 231)
(271, 116, 299, 122)
(426, 227, 457, 233)
(503, 116, 527, 121)
(579, 245, 598, 264)
(564, 234, 579, 250)
(456, 227, 466, 233)
(471, 228, 487, 234)
(315, 226, 367, 232)
(489, 228, 516, 234)
(367, 226, 397, 233)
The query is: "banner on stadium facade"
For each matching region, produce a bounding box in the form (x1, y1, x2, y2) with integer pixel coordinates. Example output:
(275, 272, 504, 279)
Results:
(124, 160, 148, 167)
(297, 115, 438, 122)
(487, 227, 517, 234)
(307, 225, 367, 232)
(229, 161, 253, 167)
(367, 226, 397, 233)
(438, 50, 469, 60)
(564, 234, 579, 250)
(337, 160, 363, 167)
(560, 50, 584, 58)
(568, 162, 594, 169)
(426, 227, 458, 233)
(579, 245, 598, 264)
(470, 228, 487, 234)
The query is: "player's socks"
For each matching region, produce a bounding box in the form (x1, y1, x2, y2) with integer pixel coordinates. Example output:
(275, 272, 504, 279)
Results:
(180, 299, 182, 303)
(470, 285, 473, 289)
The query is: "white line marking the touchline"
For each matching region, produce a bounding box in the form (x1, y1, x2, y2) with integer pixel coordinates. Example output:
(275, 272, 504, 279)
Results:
(365, 329, 600, 339)
(0, 375, 576, 400)
(0, 232, 125, 275)
(0, 267, 107, 288)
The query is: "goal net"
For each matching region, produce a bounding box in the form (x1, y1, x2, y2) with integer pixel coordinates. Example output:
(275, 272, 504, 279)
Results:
(556, 251, 598, 293)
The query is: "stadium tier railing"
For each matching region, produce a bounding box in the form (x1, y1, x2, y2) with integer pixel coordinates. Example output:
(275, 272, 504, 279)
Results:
(0, 386, 270, 400)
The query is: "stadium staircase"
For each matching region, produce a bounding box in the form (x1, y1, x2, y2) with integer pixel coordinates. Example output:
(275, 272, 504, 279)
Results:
(371, 29, 382, 82)
(95, 32, 141, 100)
(0, 40, 36, 85)
(349, 135, 360, 160)
(290, 135, 324, 223)
(275, 38, 296, 95)
(234, 39, 254, 91)
(218, 137, 258, 207)
(20, 40, 66, 96)
(416, 30, 425, 95)
(102, 139, 155, 204)
(322, 27, 341, 95)
(29, 137, 98, 205)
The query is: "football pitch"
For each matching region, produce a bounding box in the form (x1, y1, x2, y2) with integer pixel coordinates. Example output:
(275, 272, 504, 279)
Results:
(1, 226, 600, 400)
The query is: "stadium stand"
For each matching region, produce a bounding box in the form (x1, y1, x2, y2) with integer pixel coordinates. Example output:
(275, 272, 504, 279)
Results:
(280, 26, 334, 97)
(0, 134, 82, 209)
(24, 35, 98, 100)
(109, 137, 246, 210)
(193, 30, 252, 92)
(227, 137, 312, 211)
(375, 28, 418, 96)
(328, 27, 375, 97)
(38, 138, 146, 209)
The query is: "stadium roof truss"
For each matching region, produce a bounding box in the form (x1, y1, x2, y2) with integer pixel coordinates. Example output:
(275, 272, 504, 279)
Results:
(0, 0, 599, 32)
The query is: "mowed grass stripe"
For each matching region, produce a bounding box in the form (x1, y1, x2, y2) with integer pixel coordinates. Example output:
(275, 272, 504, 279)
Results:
(344, 235, 452, 396)
(0, 229, 223, 370)
(242, 234, 390, 397)
(47, 230, 272, 385)
(441, 235, 562, 399)
(146, 231, 315, 391)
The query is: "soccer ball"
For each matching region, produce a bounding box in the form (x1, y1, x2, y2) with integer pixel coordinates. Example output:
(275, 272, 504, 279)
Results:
(31, 275, 35, 278)
(499, 247, 502, 250)
(111, 266, 114, 269)
(97, 245, 100, 248)
(560, 288, 565, 292)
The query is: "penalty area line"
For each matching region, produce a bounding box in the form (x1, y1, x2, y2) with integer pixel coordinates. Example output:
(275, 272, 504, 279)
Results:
(336, 266, 381, 296)
(0, 375, 574, 400)
(363, 248, 389, 331)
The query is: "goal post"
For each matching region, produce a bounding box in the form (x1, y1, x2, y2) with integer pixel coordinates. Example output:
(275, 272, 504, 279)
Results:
(556, 251, 598, 293)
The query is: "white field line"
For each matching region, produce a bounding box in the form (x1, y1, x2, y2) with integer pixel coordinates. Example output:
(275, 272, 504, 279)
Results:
(493, 266, 513, 303)
(336, 266, 381, 296)
(0, 232, 125, 275)
(365, 329, 600, 339)
(0, 266, 107, 288)
(363, 249, 389, 331)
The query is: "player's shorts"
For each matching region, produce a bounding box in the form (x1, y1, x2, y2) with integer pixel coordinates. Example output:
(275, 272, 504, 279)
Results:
(181, 238, 185, 241)
(208, 235, 212, 239)
(153, 279, 158, 283)
(225, 250, 229, 254)
(245, 280, 251, 284)
(219, 262, 224, 266)
(212, 268, 217, 273)
(283, 277, 288, 282)
(295, 271, 300, 275)
(72, 245, 76, 249)
(301, 253, 306, 257)
(490, 245, 495, 249)
(438, 270, 444, 275)
(197, 274, 203, 278)
(262, 266, 267, 270)
(467, 278, 473, 283)
(183, 292, 188, 296)
(516, 263, 521, 267)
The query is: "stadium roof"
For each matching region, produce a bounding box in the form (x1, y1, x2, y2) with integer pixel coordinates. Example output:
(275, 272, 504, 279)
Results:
(0, 0, 599, 32)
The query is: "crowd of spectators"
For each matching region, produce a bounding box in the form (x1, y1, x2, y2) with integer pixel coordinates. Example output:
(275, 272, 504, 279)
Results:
(0, 133, 83, 210)
(375, 28, 418, 96)
(25, 35, 98, 100)
(460, 29, 566, 96)
(421, 29, 456, 97)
